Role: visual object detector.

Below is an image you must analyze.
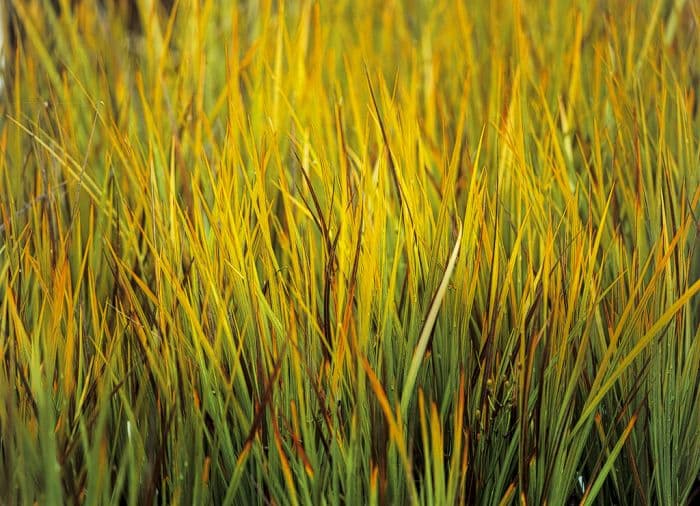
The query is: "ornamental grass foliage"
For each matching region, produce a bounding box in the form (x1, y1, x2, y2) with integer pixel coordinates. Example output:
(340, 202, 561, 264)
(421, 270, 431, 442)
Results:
(0, 1, 699, 504)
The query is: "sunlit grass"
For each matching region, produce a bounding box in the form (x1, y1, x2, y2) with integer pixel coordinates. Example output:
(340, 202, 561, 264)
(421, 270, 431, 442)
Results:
(1, 0, 699, 504)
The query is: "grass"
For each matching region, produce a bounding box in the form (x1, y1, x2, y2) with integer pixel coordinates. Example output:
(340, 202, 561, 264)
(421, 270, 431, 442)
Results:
(0, 0, 699, 504)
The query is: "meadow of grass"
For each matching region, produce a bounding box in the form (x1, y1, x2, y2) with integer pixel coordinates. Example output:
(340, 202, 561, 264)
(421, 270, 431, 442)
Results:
(0, 0, 699, 504)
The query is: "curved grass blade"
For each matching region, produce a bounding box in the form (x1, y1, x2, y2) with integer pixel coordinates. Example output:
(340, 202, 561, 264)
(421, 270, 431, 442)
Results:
(400, 219, 463, 415)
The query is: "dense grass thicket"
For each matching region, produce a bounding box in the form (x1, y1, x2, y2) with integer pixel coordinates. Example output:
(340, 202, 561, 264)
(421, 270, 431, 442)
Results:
(1, 0, 699, 504)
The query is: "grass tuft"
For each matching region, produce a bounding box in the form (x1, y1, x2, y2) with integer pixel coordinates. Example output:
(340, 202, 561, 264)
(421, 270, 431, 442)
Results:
(1, 0, 699, 504)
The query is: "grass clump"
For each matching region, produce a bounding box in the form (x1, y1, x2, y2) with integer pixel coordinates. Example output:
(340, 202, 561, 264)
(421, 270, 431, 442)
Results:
(1, 0, 699, 504)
